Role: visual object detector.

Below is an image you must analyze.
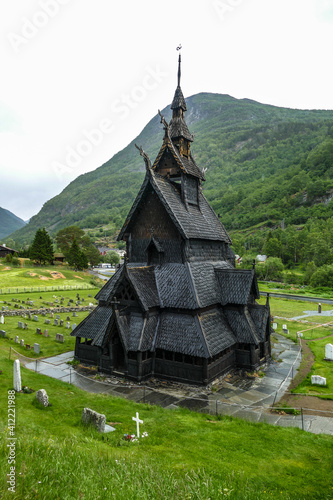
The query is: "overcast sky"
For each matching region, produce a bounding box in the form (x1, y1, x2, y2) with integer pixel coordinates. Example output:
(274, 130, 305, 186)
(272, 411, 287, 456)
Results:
(1, 0, 333, 221)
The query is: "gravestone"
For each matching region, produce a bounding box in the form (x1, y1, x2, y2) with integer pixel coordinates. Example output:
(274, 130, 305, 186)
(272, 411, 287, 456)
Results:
(20, 339, 24, 346)
(24, 323, 28, 330)
(13, 359, 21, 392)
(311, 375, 327, 385)
(60, 319, 64, 327)
(36, 328, 41, 335)
(45, 319, 50, 325)
(50, 312, 54, 318)
(56, 314, 60, 319)
(71, 323, 77, 331)
(55, 333, 64, 342)
(43, 330, 49, 337)
(81, 408, 115, 433)
(33, 315, 38, 322)
(15, 336, 19, 343)
(73, 312, 77, 317)
(66, 322, 70, 329)
(88, 294, 92, 297)
(325, 343, 333, 361)
(67, 316, 70, 321)
(272, 322, 277, 330)
(0, 330, 6, 337)
(28, 312, 32, 320)
(54, 319, 58, 326)
(34, 343, 40, 354)
(0, 314, 4, 324)
(18, 321, 24, 329)
(318, 303, 322, 314)
(36, 389, 49, 407)
(132, 412, 143, 438)
(89, 303, 94, 307)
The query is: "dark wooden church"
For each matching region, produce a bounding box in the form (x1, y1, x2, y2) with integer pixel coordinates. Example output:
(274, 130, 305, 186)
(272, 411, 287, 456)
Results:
(71, 56, 271, 385)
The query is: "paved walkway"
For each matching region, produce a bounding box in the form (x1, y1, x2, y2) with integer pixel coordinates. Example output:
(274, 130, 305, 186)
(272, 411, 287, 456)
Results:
(25, 335, 333, 436)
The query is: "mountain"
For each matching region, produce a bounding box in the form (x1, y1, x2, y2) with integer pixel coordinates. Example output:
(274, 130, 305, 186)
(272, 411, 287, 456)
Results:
(9, 92, 333, 245)
(0, 207, 26, 240)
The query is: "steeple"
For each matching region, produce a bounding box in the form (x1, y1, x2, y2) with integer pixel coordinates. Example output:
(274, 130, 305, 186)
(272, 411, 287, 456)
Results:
(169, 52, 193, 155)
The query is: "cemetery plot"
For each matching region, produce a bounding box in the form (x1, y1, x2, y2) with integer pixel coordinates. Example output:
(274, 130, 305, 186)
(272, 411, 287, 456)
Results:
(0, 309, 91, 358)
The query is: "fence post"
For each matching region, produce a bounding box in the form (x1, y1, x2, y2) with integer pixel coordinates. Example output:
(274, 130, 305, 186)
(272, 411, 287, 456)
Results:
(272, 391, 278, 407)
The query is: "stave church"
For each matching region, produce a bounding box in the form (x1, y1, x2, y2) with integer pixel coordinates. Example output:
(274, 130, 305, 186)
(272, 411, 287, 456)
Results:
(71, 55, 272, 385)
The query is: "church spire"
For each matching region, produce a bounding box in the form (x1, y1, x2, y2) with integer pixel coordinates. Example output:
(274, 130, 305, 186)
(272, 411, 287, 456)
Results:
(170, 50, 193, 150)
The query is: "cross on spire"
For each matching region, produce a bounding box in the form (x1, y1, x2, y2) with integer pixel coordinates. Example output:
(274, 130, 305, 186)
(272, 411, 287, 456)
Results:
(176, 44, 182, 87)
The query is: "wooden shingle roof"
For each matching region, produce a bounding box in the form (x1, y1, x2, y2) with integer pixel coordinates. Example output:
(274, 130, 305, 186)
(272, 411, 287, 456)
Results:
(70, 305, 113, 344)
(215, 268, 260, 305)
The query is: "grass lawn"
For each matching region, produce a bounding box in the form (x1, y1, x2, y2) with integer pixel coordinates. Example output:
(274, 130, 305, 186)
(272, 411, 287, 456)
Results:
(0, 263, 104, 293)
(291, 338, 333, 400)
(0, 352, 332, 500)
(258, 296, 333, 320)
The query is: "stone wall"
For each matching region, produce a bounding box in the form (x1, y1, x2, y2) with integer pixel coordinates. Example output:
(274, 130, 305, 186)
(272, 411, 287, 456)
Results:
(0, 306, 95, 317)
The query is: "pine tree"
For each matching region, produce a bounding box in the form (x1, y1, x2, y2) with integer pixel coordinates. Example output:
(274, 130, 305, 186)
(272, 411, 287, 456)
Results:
(67, 238, 88, 270)
(30, 228, 54, 265)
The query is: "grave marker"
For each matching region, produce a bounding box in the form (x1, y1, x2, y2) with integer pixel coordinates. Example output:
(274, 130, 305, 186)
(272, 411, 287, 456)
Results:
(132, 412, 143, 438)
(325, 343, 333, 361)
(13, 359, 21, 392)
(311, 375, 327, 385)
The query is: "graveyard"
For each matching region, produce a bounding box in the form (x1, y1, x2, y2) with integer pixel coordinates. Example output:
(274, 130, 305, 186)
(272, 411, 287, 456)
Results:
(0, 277, 333, 498)
(0, 347, 332, 499)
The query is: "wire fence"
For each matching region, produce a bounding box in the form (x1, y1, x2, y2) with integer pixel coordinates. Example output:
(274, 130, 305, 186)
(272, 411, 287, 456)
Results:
(7, 346, 333, 433)
(0, 284, 96, 295)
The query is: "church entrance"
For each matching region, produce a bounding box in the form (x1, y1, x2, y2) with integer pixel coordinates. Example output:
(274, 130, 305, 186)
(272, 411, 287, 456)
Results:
(112, 336, 126, 373)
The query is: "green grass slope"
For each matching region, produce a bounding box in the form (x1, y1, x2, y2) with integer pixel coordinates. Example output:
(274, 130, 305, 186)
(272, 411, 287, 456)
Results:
(0, 350, 332, 499)
(9, 93, 333, 245)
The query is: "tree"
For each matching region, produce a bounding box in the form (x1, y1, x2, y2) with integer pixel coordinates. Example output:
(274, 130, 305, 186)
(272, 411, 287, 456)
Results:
(56, 226, 85, 256)
(104, 251, 120, 266)
(84, 243, 102, 267)
(30, 228, 54, 265)
(67, 239, 88, 270)
(262, 257, 284, 281)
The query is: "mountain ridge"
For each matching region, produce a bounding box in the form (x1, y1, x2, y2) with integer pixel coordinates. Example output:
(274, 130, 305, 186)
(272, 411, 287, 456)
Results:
(8, 92, 333, 245)
(0, 207, 26, 240)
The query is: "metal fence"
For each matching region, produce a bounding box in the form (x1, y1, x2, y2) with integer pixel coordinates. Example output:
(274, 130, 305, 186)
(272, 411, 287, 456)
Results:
(0, 284, 96, 295)
(7, 346, 333, 434)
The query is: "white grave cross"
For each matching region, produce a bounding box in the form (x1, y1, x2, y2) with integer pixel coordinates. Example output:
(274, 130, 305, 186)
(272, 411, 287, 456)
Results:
(132, 411, 143, 438)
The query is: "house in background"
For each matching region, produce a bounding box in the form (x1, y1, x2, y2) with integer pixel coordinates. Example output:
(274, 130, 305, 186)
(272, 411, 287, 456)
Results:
(0, 244, 18, 258)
